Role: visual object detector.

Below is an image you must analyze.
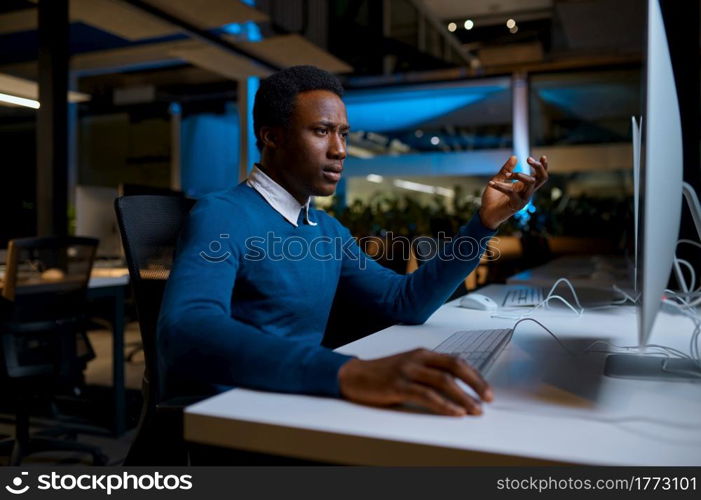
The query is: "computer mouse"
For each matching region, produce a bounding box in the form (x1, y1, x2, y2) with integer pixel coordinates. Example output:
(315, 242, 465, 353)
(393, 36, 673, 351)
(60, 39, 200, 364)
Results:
(458, 293, 498, 311)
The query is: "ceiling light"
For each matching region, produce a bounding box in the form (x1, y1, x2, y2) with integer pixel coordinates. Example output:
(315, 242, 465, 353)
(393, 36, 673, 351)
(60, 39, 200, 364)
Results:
(393, 179, 455, 198)
(0, 92, 39, 109)
(447, 22, 457, 32)
(464, 19, 474, 30)
(506, 19, 516, 29)
(509, 25, 519, 34)
(430, 136, 440, 145)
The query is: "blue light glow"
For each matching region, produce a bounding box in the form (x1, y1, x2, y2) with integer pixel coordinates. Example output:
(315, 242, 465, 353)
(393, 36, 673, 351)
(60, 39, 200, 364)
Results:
(221, 21, 262, 42)
(223, 23, 242, 35)
(344, 86, 503, 133)
(245, 76, 260, 171)
(181, 109, 239, 198)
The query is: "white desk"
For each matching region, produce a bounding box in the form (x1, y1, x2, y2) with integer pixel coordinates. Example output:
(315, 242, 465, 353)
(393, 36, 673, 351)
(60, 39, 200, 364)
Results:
(184, 284, 701, 465)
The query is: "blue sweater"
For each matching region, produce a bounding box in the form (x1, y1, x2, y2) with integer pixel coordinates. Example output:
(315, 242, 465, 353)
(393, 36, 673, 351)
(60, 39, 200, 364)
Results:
(158, 182, 496, 397)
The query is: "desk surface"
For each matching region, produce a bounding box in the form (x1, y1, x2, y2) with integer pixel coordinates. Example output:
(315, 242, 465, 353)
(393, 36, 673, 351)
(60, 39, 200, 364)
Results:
(88, 270, 129, 288)
(185, 284, 701, 466)
(0, 267, 129, 289)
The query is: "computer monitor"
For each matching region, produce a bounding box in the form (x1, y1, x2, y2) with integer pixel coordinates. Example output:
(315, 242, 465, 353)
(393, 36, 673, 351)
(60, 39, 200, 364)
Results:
(631, 115, 642, 293)
(75, 185, 123, 259)
(604, 0, 698, 380)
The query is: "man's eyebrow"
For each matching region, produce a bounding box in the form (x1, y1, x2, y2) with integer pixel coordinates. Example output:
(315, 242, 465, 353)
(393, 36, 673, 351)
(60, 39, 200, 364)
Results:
(314, 121, 350, 130)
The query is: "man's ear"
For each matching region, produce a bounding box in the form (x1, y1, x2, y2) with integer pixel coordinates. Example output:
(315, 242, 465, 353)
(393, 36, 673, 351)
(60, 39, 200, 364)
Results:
(260, 126, 282, 149)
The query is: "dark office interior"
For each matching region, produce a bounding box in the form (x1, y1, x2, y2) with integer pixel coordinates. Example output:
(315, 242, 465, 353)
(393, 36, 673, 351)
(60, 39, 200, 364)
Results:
(0, 0, 699, 467)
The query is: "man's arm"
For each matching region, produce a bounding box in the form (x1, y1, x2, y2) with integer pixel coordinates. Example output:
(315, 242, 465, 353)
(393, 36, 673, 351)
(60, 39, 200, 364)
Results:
(334, 155, 549, 416)
(158, 197, 351, 396)
(335, 155, 549, 326)
(335, 213, 496, 326)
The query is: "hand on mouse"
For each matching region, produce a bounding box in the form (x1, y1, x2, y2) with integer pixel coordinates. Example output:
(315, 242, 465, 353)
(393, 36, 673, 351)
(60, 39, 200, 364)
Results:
(338, 349, 493, 416)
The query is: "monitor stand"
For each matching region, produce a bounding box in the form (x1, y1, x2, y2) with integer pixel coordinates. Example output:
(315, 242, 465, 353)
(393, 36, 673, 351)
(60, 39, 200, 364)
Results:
(604, 354, 701, 382)
(608, 182, 701, 381)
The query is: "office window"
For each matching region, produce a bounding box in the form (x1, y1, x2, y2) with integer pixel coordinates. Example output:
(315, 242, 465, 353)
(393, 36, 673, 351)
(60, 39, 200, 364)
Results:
(345, 78, 512, 158)
(530, 69, 642, 146)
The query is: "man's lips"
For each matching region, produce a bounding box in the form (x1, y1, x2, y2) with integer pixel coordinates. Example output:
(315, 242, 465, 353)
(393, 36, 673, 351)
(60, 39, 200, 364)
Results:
(323, 165, 343, 174)
(322, 165, 343, 182)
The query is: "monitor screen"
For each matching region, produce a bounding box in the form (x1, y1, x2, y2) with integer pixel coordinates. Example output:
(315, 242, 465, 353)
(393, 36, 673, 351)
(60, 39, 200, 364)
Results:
(637, 0, 684, 348)
(75, 185, 123, 259)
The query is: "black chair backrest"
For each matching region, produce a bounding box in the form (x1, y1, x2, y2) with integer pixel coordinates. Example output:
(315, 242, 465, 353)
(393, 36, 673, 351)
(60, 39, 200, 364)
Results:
(114, 195, 194, 405)
(1, 236, 98, 378)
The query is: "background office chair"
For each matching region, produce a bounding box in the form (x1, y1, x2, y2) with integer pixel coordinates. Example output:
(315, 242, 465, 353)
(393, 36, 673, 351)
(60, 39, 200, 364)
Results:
(0, 236, 107, 465)
(115, 194, 199, 465)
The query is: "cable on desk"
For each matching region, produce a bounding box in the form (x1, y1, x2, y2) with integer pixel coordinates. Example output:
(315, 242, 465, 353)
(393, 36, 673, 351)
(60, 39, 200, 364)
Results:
(491, 278, 584, 320)
(511, 317, 578, 357)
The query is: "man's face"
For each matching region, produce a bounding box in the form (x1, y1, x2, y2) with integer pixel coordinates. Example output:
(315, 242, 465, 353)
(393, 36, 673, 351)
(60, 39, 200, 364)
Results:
(273, 89, 349, 203)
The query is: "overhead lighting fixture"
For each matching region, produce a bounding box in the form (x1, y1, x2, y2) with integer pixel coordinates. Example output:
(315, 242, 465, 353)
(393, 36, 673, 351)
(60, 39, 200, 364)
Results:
(506, 19, 516, 29)
(464, 19, 474, 30)
(393, 179, 455, 198)
(509, 25, 518, 34)
(366, 174, 384, 183)
(447, 22, 457, 32)
(430, 136, 440, 145)
(0, 73, 90, 108)
(0, 92, 39, 109)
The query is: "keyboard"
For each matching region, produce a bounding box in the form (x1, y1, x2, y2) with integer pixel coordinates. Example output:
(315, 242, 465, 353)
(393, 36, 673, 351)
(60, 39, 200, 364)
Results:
(433, 328, 513, 373)
(502, 286, 548, 307)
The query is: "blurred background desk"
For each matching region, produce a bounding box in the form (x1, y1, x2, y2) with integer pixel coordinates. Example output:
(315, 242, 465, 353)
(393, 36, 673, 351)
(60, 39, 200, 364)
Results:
(1, 266, 131, 436)
(184, 284, 701, 465)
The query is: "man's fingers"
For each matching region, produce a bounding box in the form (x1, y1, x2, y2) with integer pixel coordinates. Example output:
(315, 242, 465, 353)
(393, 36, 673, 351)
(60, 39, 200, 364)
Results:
(403, 383, 466, 416)
(496, 155, 518, 179)
(527, 156, 549, 187)
(511, 172, 536, 185)
(420, 352, 492, 403)
(488, 180, 513, 194)
(409, 366, 483, 415)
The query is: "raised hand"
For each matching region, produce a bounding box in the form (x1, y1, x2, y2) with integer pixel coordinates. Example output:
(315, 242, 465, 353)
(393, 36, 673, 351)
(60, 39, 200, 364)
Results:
(479, 155, 549, 229)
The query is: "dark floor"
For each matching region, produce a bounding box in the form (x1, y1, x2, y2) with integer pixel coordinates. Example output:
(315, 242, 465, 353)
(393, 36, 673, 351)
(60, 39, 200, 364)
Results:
(0, 322, 145, 466)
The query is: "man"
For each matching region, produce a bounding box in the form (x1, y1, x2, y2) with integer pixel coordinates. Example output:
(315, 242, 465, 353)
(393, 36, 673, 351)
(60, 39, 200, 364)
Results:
(159, 65, 548, 417)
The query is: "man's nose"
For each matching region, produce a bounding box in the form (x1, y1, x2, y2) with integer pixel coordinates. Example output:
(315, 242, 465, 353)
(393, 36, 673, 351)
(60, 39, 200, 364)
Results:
(328, 132, 346, 160)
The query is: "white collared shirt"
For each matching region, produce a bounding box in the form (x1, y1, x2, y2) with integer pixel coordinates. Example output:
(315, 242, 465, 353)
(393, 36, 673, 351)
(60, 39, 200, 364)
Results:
(246, 164, 317, 227)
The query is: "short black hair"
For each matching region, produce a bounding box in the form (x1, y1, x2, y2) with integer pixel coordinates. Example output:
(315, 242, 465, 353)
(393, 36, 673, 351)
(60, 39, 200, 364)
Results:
(253, 65, 344, 151)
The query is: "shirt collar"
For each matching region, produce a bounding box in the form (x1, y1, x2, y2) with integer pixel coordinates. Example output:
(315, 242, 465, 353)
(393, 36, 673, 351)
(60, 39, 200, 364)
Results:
(246, 164, 317, 227)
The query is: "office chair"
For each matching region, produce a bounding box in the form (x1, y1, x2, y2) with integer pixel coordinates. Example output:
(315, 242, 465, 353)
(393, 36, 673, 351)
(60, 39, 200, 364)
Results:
(117, 185, 185, 364)
(115, 195, 200, 465)
(0, 236, 107, 465)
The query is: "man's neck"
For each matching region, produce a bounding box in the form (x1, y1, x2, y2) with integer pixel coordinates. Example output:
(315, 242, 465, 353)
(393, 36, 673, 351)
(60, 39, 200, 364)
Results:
(256, 162, 308, 205)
